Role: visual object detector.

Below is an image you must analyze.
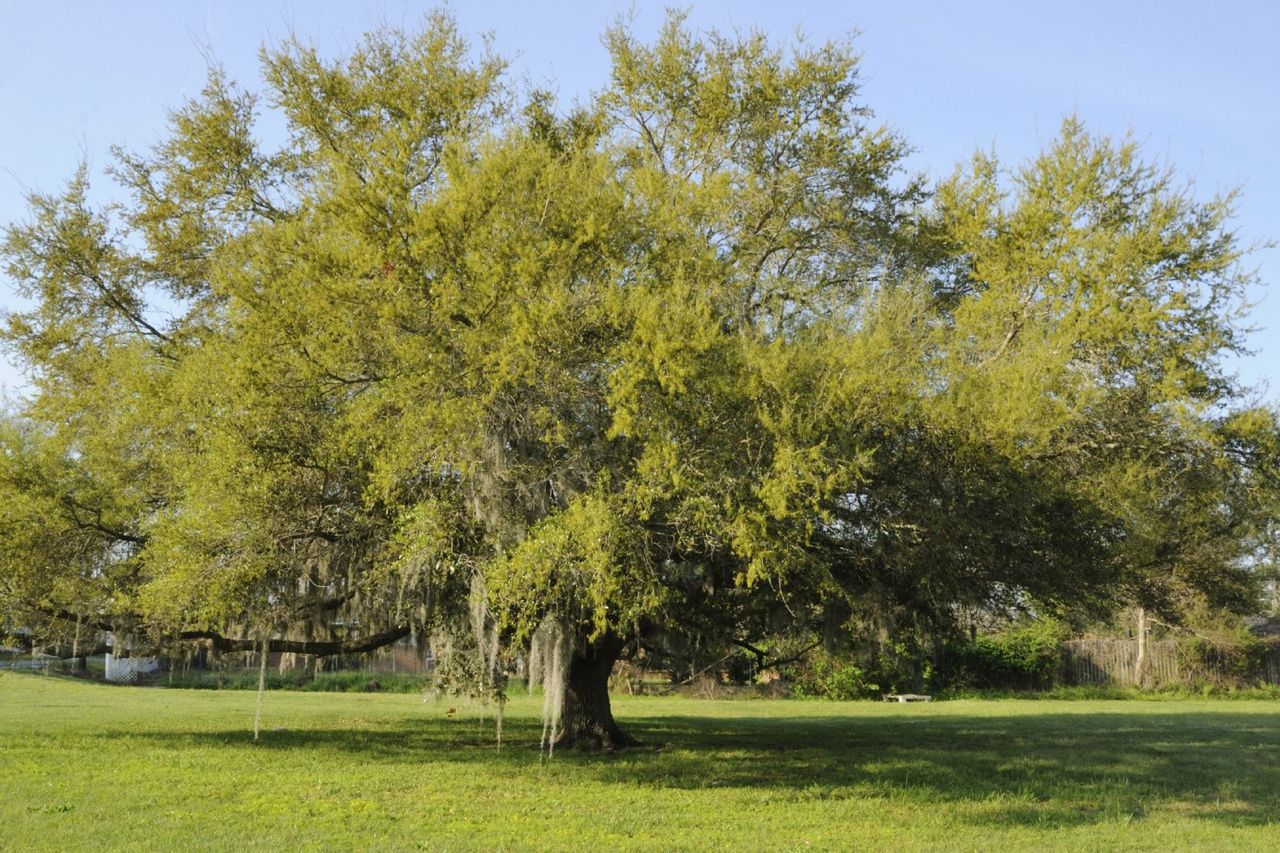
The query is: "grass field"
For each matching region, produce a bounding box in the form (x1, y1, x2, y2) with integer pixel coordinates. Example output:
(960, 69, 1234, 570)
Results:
(1, 672, 1277, 850)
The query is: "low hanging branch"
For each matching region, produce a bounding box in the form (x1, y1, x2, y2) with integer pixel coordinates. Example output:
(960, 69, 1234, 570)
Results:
(28, 606, 411, 657)
(731, 638, 822, 671)
(176, 625, 412, 655)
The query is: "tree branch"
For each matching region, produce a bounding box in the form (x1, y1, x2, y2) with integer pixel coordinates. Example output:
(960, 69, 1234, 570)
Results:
(176, 625, 411, 656)
(27, 606, 410, 657)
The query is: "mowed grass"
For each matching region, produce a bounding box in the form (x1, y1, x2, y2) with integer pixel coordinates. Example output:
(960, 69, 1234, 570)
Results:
(2, 673, 1278, 850)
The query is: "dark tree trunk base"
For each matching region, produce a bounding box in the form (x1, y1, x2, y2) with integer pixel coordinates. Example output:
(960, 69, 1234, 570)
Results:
(551, 631, 638, 751)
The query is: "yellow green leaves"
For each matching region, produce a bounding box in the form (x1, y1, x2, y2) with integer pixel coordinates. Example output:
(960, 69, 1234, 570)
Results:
(1, 12, 1271, 664)
(261, 13, 505, 207)
(487, 493, 662, 643)
(932, 118, 1252, 465)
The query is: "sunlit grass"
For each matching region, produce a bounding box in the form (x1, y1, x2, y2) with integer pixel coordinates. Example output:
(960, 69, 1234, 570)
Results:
(2, 672, 1277, 850)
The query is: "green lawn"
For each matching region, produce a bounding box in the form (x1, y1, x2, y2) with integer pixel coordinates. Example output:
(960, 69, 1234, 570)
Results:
(2, 673, 1277, 850)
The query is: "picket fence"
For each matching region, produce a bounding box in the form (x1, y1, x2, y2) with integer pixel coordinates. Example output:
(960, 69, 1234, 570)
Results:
(1061, 638, 1280, 687)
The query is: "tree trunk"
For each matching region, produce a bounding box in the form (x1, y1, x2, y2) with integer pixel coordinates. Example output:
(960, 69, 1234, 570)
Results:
(1134, 607, 1149, 689)
(253, 636, 268, 741)
(71, 616, 87, 673)
(553, 631, 638, 751)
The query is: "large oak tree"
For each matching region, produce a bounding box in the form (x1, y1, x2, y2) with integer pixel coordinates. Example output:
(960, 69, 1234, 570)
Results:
(3, 13, 1276, 747)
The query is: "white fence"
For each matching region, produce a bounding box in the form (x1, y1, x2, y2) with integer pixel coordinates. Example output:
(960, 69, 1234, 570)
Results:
(104, 653, 160, 683)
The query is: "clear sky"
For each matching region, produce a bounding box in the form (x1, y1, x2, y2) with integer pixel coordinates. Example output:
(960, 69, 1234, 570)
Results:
(1, 1, 1276, 402)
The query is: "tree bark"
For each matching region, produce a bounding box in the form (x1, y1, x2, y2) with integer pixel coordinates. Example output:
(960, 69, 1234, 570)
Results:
(253, 635, 268, 742)
(35, 607, 411, 657)
(177, 624, 411, 655)
(1134, 607, 1149, 688)
(71, 615, 88, 673)
(553, 631, 638, 751)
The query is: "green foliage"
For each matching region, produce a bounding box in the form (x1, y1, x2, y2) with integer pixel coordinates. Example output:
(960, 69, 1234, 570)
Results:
(948, 621, 1069, 691)
(1176, 633, 1279, 689)
(786, 652, 880, 700)
(164, 668, 431, 694)
(1, 11, 1275, 699)
(938, 683, 1280, 701)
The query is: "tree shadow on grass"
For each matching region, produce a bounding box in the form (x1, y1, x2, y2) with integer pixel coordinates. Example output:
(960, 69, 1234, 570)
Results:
(617, 710, 1280, 828)
(108, 707, 1280, 830)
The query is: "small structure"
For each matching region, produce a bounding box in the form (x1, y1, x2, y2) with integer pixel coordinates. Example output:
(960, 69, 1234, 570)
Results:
(883, 693, 932, 703)
(104, 653, 160, 684)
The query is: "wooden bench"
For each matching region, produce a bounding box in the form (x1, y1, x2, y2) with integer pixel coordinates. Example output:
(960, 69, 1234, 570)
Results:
(883, 693, 932, 703)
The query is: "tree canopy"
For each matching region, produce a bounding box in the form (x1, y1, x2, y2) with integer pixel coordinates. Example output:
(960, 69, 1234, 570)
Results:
(2, 13, 1277, 747)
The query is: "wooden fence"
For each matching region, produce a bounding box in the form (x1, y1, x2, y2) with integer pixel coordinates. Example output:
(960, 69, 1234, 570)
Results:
(1061, 638, 1280, 687)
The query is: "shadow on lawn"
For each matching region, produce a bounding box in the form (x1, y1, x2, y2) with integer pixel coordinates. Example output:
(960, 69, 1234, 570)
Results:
(116, 707, 1280, 829)
(617, 711, 1280, 828)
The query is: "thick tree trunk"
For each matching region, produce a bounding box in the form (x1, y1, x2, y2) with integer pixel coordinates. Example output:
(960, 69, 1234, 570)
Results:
(553, 631, 638, 751)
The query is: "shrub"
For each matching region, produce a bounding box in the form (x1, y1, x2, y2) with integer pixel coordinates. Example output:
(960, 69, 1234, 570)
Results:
(946, 620, 1067, 691)
(1175, 632, 1278, 689)
(162, 669, 432, 693)
(786, 652, 880, 700)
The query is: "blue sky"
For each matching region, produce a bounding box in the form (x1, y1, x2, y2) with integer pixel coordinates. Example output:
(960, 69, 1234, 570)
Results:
(1, 1, 1276, 401)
